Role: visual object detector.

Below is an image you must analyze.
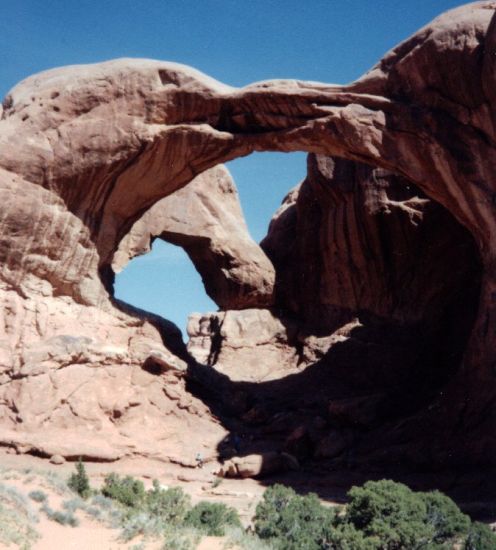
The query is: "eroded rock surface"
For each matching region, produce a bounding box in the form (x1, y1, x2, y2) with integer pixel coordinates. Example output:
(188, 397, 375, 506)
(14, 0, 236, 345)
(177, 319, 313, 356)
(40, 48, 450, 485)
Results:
(261, 154, 481, 390)
(263, 155, 480, 330)
(187, 309, 300, 381)
(191, 151, 480, 394)
(0, 2, 495, 467)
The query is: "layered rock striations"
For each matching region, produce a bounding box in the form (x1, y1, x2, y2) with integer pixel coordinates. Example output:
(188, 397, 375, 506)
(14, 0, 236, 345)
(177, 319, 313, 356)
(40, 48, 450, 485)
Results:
(265, 156, 479, 334)
(0, 1, 495, 466)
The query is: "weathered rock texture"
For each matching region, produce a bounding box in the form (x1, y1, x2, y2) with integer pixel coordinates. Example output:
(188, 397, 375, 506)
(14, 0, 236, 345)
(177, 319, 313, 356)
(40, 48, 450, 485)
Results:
(263, 155, 480, 330)
(187, 309, 300, 382)
(1, 1, 496, 466)
(260, 154, 481, 393)
(113, 164, 274, 309)
(187, 153, 481, 447)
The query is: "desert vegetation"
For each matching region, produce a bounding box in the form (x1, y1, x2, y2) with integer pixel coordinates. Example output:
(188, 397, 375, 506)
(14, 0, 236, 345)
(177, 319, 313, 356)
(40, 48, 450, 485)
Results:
(252, 481, 488, 550)
(0, 480, 40, 549)
(0, 461, 494, 549)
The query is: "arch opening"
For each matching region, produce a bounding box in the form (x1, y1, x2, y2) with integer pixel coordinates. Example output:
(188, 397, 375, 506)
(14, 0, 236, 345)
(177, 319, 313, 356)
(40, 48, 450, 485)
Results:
(3, 3, 496, 473)
(110, 148, 483, 428)
(184, 154, 484, 474)
(110, 153, 307, 338)
(114, 239, 216, 336)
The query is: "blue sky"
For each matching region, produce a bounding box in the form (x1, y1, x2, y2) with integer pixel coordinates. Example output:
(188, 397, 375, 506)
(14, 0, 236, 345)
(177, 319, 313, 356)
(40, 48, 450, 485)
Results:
(1, 0, 467, 336)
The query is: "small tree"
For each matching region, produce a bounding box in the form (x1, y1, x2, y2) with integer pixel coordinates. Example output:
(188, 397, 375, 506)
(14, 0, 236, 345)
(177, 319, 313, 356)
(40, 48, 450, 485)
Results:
(101, 473, 145, 508)
(145, 481, 191, 524)
(253, 484, 297, 540)
(67, 458, 91, 499)
(345, 479, 431, 548)
(345, 480, 471, 549)
(253, 484, 336, 550)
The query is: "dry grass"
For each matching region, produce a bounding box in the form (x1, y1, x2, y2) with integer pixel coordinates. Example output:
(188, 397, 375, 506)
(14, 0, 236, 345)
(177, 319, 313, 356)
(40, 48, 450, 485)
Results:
(0, 482, 40, 549)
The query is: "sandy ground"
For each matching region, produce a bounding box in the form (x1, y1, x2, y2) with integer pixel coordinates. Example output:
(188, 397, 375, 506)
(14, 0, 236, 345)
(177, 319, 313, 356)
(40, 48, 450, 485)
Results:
(0, 452, 266, 549)
(2, 451, 495, 549)
(0, 469, 158, 550)
(0, 451, 266, 516)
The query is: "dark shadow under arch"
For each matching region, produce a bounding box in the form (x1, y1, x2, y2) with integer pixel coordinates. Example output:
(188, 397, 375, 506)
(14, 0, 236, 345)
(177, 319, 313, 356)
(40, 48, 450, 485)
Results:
(108, 151, 486, 511)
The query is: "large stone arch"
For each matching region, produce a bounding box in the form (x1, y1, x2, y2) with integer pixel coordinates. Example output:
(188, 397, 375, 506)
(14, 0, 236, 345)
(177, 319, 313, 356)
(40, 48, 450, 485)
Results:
(1, 1, 495, 465)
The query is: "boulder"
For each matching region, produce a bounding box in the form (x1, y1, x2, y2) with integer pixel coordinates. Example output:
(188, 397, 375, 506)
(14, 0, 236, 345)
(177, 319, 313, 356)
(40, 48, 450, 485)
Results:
(217, 452, 299, 479)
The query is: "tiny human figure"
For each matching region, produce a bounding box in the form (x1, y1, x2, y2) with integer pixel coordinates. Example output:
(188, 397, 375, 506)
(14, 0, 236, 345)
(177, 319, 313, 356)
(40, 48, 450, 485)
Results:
(195, 452, 203, 468)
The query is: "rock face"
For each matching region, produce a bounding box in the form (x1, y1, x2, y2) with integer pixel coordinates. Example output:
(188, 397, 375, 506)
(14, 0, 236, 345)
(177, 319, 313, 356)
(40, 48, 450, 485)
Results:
(263, 155, 480, 330)
(261, 154, 481, 391)
(1, 2, 496, 467)
(113, 164, 275, 309)
(187, 309, 300, 381)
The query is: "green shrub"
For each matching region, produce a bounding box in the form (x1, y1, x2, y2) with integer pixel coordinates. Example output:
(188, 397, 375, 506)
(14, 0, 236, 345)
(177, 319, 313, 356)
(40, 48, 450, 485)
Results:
(144, 481, 191, 525)
(224, 526, 272, 550)
(253, 484, 297, 540)
(185, 501, 242, 536)
(464, 522, 496, 550)
(346, 479, 432, 548)
(62, 497, 86, 514)
(67, 458, 91, 499)
(345, 479, 471, 549)
(253, 484, 336, 550)
(101, 473, 146, 508)
(253, 480, 473, 550)
(161, 526, 200, 550)
(88, 494, 123, 528)
(86, 505, 102, 519)
(28, 490, 47, 503)
(101, 478, 192, 541)
(119, 511, 163, 540)
(51, 510, 79, 527)
(91, 493, 117, 510)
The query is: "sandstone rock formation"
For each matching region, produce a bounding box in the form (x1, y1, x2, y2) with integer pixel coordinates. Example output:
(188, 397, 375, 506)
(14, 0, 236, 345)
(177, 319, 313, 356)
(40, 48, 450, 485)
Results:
(187, 309, 300, 381)
(0, 1, 495, 468)
(261, 154, 481, 392)
(113, 164, 274, 309)
(263, 155, 480, 329)
(187, 152, 481, 470)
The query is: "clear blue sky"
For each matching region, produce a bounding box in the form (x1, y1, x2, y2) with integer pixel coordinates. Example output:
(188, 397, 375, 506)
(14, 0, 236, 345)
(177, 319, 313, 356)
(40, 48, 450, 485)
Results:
(1, 0, 467, 337)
